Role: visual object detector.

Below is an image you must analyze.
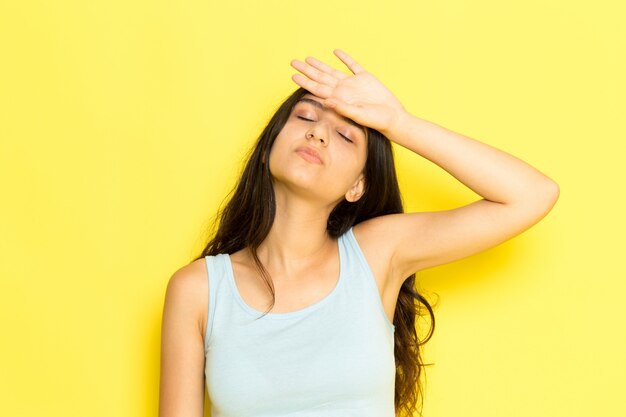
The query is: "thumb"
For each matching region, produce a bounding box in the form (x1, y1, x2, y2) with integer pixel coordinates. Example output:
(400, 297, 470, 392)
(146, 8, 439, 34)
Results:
(325, 97, 357, 119)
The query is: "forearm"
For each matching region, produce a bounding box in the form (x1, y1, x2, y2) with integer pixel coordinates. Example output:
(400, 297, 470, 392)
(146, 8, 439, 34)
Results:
(382, 111, 559, 205)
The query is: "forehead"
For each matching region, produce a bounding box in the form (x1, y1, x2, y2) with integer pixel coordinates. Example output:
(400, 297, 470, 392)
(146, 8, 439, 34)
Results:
(296, 94, 367, 136)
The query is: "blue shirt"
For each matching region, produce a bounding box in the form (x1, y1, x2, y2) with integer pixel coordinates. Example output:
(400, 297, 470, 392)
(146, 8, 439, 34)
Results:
(204, 226, 396, 417)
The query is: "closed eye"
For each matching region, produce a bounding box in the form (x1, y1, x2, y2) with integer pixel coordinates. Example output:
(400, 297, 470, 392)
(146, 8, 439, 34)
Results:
(337, 132, 353, 143)
(297, 115, 353, 143)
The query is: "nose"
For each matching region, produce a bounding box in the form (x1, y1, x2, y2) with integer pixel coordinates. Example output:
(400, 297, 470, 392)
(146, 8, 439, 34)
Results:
(305, 128, 327, 145)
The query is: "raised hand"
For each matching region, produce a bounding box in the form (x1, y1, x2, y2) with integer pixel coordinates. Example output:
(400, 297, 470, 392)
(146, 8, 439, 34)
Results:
(290, 49, 408, 136)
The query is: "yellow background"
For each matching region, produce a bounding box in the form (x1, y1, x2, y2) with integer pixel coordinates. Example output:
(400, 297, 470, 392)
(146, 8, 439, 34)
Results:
(1, 1, 624, 416)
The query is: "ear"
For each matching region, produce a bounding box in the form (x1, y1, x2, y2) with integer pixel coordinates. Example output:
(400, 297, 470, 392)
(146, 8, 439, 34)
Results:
(345, 174, 366, 203)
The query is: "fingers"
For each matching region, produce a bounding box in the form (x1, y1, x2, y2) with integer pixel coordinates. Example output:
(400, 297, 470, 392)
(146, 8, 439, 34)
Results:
(290, 73, 333, 98)
(289, 49, 364, 96)
(304, 56, 349, 80)
(290, 58, 340, 89)
(333, 49, 365, 74)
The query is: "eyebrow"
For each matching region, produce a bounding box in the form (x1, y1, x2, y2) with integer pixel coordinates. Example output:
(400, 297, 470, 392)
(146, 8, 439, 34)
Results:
(296, 97, 367, 136)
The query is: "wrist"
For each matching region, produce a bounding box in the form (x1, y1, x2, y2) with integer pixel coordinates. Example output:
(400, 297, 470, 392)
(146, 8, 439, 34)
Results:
(381, 108, 411, 140)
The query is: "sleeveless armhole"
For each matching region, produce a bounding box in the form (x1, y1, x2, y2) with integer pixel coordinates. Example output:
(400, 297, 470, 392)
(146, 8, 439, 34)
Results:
(347, 228, 396, 332)
(204, 255, 218, 352)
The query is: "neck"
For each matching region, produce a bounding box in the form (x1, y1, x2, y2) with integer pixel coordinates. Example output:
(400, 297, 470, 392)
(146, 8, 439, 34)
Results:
(252, 185, 339, 278)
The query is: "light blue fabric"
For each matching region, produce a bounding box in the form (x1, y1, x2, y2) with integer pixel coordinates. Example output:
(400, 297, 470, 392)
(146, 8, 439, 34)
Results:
(204, 226, 396, 417)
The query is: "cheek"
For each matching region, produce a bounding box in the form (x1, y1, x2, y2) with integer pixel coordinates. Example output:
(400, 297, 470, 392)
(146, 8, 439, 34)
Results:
(268, 123, 305, 161)
(337, 148, 366, 176)
(267, 134, 292, 174)
(328, 158, 364, 191)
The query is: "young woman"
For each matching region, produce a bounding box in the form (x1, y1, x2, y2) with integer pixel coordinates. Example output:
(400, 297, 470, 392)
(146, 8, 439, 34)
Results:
(159, 49, 560, 417)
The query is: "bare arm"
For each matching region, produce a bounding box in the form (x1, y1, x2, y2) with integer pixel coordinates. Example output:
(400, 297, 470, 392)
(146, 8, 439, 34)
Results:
(289, 49, 560, 281)
(159, 261, 207, 417)
(375, 111, 560, 280)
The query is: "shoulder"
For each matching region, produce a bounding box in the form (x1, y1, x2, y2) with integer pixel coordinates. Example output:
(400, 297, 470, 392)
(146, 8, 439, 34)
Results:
(167, 258, 208, 298)
(351, 217, 402, 288)
(351, 212, 433, 286)
(163, 257, 209, 337)
(352, 216, 398, 261)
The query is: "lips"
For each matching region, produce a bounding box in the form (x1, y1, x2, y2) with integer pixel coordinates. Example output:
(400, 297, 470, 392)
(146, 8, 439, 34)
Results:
(295, 146, 323, 164)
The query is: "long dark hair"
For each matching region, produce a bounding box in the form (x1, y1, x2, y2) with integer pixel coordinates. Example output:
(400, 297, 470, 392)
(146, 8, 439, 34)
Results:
(193, 87, 436, 417)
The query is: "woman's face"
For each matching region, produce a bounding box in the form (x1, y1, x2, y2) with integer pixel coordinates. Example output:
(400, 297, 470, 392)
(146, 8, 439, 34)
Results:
(268, 93, 368, 205)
